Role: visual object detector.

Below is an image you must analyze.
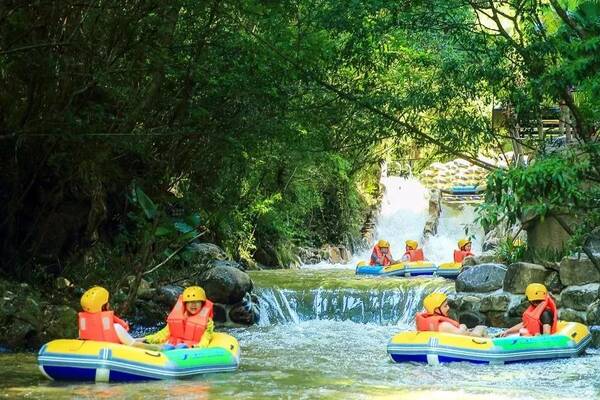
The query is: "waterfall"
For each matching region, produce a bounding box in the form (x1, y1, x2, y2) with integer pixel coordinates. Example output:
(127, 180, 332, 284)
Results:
(251, 271, 453, 326)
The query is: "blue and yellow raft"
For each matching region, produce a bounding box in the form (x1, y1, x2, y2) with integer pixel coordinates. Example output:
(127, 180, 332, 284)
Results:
(387, 321, 590, 365)
(356, 261, 462, 278)
(38, 332, 240, 382)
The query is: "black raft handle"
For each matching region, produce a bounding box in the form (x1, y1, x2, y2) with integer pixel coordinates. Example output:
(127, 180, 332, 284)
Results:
(471, 338, 487, 345)
(145, 351, 162, 358)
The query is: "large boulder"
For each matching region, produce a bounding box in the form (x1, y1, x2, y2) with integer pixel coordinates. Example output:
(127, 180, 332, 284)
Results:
(156, 285, 183, 307)
(558, 308, 587, 323)
(321, 244, 351, 264)
(479, 292, 511, 312)
(544, 271, 564, 294)
(199, 265, 253, 304)
(462, 251, 500, 267)
(228, 293, 260, 325)
(298, 247, 327, 265)
(210, 259, 246, 271)
(583, 227, 600, 256)
(188, 243, 227, 268)
(456, 264, 507, 293)
(560, 284, 600, 311)
(559, 254, 600, 286)
(586, 300, 600, 326)
(503, 262, 550, 294)
(591, 326, 600, 349)
(458, 295, 482, 312)
(458, 311, 486, 328)
(523, 214, 572, 253)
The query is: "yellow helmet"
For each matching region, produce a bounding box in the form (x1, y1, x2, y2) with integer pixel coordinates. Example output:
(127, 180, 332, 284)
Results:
(405, 240, 418, 250)
(182, 286, 207, 302)
(81, 286, 109, 313)
(458, 238, 471, 250)
(357, 261, 368, 266)
(525, 283, 547, 301)
(377, 240, 390, 248)
(423, 292, 448, 314)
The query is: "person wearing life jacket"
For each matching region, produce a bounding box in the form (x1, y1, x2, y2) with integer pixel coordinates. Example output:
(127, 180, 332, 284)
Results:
(415, 293, 487, 337)
(401, 240, 425, 262)
(78, 286, 130, 344)
(499, 283, 558, 337)
(143, 286, 214, 350)
(369, 240, 394, 266)
(453, 238, 474, 264)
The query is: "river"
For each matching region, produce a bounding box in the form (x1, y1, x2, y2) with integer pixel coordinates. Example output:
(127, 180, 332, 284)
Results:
(2, 177, 598, 399)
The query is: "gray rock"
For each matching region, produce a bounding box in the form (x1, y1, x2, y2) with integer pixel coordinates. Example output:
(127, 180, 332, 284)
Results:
(559, 254, 600, 286)
(212, 303, 228, 324)
(211, 259, 246, 271)
(541, 261, 561, 272)
(480, 292, 511, 312)
(199, 265, 253, 304)
(156, 285, 182, 307)
(469, 251, 500, 266)
(458, 295, 482, 312)
(544, 271, 564, 294)
(591, 326, 600, 349)
(458, 311, 487, 328)
(228, 293, 259, 325)
(507, 297, 529, 318)
(297, 247, 325, 265)
(456, 263, 507, 293)
(189, 242, 227, 261)
(126, 276, 154, 300)
(558, 308, 587, 323)
(486, 311, 513, 328)
(503, 262, 550, 294)
(321, 244, 350, 264)
(583, 227, 600, 256)
(586, 300, 600, 326)
(560, 284, 599, 311)
(461, 255, 477, 267)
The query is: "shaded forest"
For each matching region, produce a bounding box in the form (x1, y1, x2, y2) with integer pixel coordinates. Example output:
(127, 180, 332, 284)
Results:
(1, 0, 598, 286)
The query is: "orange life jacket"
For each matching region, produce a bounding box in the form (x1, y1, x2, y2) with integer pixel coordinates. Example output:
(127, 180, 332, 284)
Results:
(522, 295, 558, 336)
(415, 311, 460, 332)
(453, 249, 474, 263)
(370, 245, 393, 266)
(78, 311, 129, 344)
(167, 296, 214, 346)
(404, 248, 424, 262)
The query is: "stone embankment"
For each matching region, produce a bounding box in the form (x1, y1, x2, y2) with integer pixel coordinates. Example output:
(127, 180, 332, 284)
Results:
(0, 242, 259, 350)
(450, 250, 600, 347)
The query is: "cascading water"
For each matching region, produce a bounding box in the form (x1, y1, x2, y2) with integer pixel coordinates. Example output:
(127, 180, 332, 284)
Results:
(366, 175, 484, 264)
(252, 270, 453, 326)
(252, 176, 483, 327)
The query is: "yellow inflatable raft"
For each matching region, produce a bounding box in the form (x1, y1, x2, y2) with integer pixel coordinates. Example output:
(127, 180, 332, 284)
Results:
(387, 321, 590, 365)
(38, 332, 240, 382)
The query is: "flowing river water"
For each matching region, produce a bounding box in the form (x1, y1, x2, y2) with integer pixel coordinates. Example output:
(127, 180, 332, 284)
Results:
(1, 177, 599, 399)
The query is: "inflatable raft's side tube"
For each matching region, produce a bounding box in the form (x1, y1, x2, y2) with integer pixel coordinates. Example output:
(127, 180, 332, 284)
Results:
(387, 321, 591, 365)
(38, 333, 240, 382)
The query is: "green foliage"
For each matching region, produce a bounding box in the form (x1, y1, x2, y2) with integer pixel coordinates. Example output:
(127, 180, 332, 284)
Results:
(495, 238, 527, 265)
(1, 0, 598, 278)
(478, 144, 600, 252)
